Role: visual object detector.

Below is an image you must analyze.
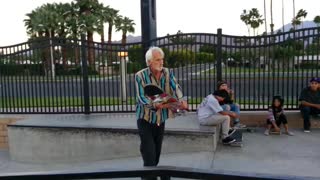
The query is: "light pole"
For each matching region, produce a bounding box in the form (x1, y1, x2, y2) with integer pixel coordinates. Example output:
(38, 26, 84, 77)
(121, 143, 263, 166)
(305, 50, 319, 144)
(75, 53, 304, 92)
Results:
(49, 30, 55, 79)
(118, 51, 128, 102)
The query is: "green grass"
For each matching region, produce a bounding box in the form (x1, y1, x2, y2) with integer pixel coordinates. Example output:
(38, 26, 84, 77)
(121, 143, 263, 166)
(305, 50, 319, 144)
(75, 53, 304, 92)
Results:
(207, 67, 316, 74)
(0, 97, 298, 108)
(0, 97, 136, 108)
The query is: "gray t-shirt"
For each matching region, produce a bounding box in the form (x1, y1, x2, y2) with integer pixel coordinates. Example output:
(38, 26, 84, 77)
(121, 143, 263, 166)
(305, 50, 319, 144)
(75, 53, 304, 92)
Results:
(197, 94, 223, 119)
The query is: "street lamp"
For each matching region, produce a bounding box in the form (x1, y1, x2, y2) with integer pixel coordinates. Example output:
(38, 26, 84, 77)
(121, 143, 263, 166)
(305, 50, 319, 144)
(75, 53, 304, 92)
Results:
(118, 51, 128, 102)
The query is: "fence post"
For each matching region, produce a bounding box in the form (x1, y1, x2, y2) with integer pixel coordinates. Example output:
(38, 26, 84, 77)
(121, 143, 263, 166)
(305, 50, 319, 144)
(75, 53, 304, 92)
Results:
(216, 28, 222, 82)
(81, 34, 90, 114)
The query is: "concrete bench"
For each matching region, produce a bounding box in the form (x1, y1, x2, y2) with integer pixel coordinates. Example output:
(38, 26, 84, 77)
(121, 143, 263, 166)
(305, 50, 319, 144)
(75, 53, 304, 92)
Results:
(7, 113, 218, 163)
(240, 111, 320, 128)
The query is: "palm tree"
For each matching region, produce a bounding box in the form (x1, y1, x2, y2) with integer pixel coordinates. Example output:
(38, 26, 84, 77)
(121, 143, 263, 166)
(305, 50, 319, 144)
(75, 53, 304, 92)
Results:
(24, 3, 61, 77)
(115, 16, 135, 46)
(76, 0, 100, 66)
(296, 9, 308, 28)
(314, 16, 320, 27)
(249, 8, 264, 36)
(64, 2, 83, 65)
(240, 10, 251, 36)
(292, 9, 308, 30)
(105, 7, 119, 45)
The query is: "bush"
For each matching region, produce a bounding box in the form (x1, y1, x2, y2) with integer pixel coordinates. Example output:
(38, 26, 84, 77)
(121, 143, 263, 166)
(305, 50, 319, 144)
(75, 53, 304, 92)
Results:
(299, 62, 320, 69)
(166, 50, 195, 68)
(127, 62, 144, 74)
(128, 45, 145, 67)
(195, 52, 214, 64)
(0, 64, 44, 76)
(199, 44, 217, 53)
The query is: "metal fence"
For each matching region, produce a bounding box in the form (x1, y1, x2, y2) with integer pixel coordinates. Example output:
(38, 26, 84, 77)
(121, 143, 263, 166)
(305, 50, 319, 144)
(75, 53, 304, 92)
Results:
(0, 27, 319, 113)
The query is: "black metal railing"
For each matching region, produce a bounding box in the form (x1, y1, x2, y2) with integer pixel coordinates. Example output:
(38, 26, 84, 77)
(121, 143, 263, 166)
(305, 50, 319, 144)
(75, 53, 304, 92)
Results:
(0, 27, 319, 113)
(0, 166, 316, 180)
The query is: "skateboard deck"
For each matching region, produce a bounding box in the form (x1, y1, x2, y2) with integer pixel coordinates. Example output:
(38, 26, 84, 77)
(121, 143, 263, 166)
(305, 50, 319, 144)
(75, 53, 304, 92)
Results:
(224, 130, 243, 147)
(144, 84, 188, 115)
(236, 127, 255, 133)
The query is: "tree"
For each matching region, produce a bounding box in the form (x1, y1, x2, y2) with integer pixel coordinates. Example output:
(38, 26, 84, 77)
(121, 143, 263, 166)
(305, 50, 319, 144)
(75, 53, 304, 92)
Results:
(249, 8, 264, 36)
(76, 0, 100, 66)
(240, 8, 264, 36)
(24, 3, 62, 76)
(240, 10, 251, 36)
(313, 15, 320, 27)
(292, 9, 307, 29)
(168, 30, 196, 49)
(115, 16, 135, 46)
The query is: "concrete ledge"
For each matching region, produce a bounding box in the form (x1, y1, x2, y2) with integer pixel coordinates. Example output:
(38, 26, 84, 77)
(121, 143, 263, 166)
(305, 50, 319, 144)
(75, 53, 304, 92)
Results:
(7, 113, 217, 163)
(0, 116, 24, 149)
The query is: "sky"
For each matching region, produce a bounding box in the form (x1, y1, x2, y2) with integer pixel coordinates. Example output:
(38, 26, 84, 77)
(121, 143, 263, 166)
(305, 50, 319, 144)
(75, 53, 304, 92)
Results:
(0, 0, 319, 46)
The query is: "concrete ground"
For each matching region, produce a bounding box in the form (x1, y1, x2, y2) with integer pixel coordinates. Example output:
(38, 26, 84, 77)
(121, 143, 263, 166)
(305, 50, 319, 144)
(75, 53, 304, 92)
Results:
(0, 114, 320, 179)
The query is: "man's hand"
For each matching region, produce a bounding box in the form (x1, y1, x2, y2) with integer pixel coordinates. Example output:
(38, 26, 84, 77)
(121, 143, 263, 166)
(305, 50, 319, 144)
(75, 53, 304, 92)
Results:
(315, 104, 320, 110)
(180, 100, 188, 110)
(228, 112, 238, 118)
(155, 102, 170, 109)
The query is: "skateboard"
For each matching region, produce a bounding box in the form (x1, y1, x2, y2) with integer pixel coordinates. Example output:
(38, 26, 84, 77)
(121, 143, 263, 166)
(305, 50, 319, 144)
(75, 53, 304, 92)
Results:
(144, 84, 189, 115)
(223, 130, 243, 147)
(235, 127, 255, 133)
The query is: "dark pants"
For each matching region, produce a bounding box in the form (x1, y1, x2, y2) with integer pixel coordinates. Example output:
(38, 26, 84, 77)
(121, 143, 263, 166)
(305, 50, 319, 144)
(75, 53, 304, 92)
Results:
(300, 106, 320, 130)
(267, 114, 288, 126)
(137, 118, 169, 180)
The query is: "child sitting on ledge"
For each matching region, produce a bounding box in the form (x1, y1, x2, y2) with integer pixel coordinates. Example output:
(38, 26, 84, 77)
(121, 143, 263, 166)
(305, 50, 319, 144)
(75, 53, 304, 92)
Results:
(264, 95, 294, 136)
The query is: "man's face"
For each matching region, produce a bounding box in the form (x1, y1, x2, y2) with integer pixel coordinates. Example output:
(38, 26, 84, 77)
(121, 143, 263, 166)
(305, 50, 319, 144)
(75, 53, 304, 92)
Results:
(149, 51, 163, 72)
(310, 81, 319, 91)
(219, 84, 228, 90)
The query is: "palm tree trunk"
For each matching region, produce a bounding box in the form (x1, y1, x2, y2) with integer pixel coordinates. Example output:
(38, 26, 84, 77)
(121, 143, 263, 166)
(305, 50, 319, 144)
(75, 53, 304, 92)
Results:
(87, 31, 95, 66)
(282, 0, 285, 32)
(293, 0, 296, 30)
(101, 25, 105, 43)
(121, 33, 126, 47)
(270, 0, 274, 35)
(108, 24, 113, 44)
(264, 0, 267, 33)
(107, 24, 113, 65)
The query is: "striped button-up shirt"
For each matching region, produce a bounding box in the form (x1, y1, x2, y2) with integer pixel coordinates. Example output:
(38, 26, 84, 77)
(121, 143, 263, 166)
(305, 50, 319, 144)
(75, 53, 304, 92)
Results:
(135, 67, 184, 125)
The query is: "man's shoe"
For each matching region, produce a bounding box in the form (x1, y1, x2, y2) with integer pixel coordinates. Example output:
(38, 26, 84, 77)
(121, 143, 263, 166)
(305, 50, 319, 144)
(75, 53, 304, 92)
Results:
(222, 136, 236, 144)
(264, 129, 270, 136)
(304, 130, 311, 133)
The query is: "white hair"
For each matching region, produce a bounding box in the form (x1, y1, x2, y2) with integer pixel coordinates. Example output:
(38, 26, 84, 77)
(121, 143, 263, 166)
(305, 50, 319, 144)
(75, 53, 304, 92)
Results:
(145, 46, 164, 66)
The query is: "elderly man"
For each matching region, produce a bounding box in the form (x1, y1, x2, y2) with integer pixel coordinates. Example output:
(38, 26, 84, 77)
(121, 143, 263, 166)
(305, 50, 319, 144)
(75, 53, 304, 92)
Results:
(299, 77, 320, 132)
(135, 47, 188, 180)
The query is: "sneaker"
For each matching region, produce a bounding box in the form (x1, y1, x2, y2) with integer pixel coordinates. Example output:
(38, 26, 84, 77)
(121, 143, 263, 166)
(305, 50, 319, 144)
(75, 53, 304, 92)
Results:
(234, 123, 246, 129)
(222, 136, 236, 144)
(304, 130, 311, 133)
(285, 131, 294, 136)
(228, 128, 236, 136)
(264, 129, 270, 136)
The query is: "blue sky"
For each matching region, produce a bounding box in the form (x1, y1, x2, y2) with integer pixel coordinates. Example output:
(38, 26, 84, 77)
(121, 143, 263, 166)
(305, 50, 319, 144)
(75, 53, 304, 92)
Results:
(0, 0, 319, 46)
